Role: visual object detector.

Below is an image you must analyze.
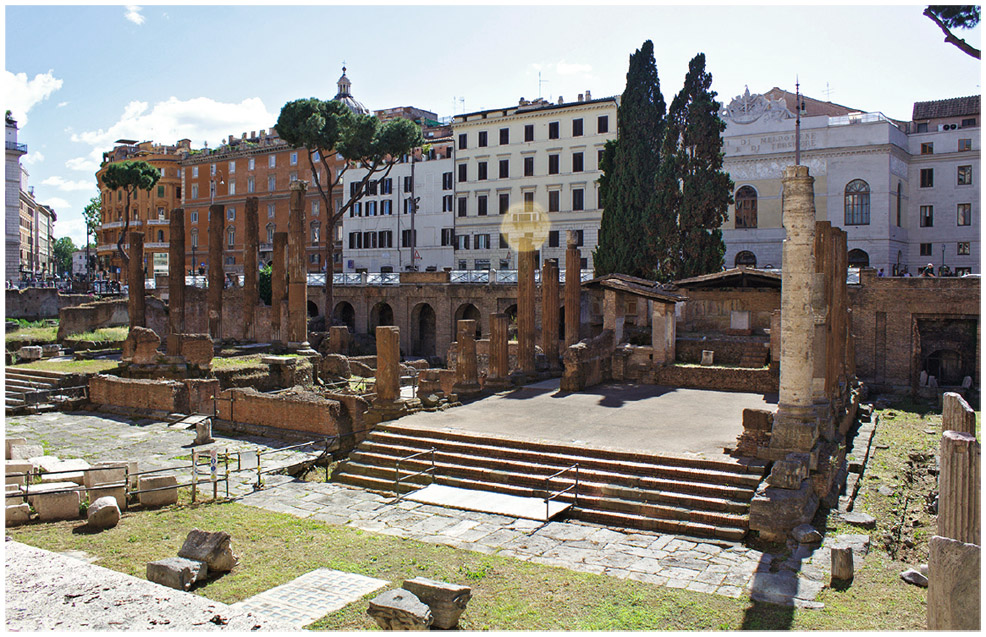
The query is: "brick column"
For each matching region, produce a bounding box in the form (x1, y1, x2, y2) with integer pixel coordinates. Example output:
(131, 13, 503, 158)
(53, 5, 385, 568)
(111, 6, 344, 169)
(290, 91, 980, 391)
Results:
(127, 231, 145, 330)
(452, 319, 481, 396)
(517, 241, 535, 375)
(207, 203, 224, 340)
(487, 313, 510, 388)
(243, 197, 259, 343)
(271, 232, 287, 346)
(286, 181, 310, 350)
(565, 231, 581, 347)
(374, 326, 400, 403)
(167, 208, 184, 355)
(541, 259, 560, 370)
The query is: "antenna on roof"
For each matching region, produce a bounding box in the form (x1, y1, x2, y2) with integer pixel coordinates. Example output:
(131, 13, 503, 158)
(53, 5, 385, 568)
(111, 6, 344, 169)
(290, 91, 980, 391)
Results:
(822, 82, 834, 101)
(795, 77, 801, 166)
(538, 72, 549, 100)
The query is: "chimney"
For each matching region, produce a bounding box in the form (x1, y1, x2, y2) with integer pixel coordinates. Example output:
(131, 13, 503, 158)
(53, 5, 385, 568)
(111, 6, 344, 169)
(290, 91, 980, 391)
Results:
(241, 132, 247, 140)
(578, 93, 584, 102)
(228, 135, 234, 144)
(558, 96, 564, 105)
(251, 130, 256, 138)
(260, 130, 266, 140)
(585, 90, 591, 100)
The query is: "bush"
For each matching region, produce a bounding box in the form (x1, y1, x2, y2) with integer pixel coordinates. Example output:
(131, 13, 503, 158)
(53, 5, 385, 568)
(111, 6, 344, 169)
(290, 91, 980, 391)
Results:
(258, 264, 272, 305)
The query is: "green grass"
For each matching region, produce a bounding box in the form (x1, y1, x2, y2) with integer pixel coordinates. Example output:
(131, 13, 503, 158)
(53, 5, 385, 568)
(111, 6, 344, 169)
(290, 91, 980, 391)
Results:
(65, 326, 129, 343)
(10, 359, 119, 374)
(211, 355, 265, 371)
(6, 324, 58, 345)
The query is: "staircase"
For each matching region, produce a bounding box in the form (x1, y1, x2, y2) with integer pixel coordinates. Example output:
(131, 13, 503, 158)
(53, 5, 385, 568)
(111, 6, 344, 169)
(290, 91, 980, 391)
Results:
(5, 369, 81, 414)
(334, 422, 768, 541)
(738, 341, 769, 368)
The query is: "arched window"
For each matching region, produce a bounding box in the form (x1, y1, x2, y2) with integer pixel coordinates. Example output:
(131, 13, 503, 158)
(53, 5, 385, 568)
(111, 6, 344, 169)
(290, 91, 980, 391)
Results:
(311, 221, 320, 244)
(266, 223, 275, 243)
(157, 230, 164, 242)
(190, 229, 198, 248)
(735, 251, 757, 267)
(844, 179, 870, 225)
(734, 186, 758, 229)
(848, 249, 869, 268)
(895, 182, 902, 227)
(226, 226, 235, 247)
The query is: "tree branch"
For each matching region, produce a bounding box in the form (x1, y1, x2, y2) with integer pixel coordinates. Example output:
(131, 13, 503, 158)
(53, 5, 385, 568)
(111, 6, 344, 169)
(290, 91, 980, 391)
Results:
(924, 7, 981, 59)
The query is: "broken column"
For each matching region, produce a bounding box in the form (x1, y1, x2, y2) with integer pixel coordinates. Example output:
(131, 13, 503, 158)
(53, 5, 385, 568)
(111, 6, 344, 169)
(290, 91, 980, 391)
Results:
(374, 326, 401, 404)
(207, 203, 224, 340)
(602, 288, 624, 344)
(243, 196, 259, 343)
(651, 299, 676, 365)
(271, 231, 287, 347)
(127, 231, 145, 330)
(942, 392, 977, 437)
(286, 181, 313, 352)
(565, 230, 581, 347)
(486, 313, 510, 390)
(541, 259, 560, 371)
(516, 240, 536, 376)
(167, 208, 184, 355)
(452, 319, 481, 397)
(937, 430, 980, 545)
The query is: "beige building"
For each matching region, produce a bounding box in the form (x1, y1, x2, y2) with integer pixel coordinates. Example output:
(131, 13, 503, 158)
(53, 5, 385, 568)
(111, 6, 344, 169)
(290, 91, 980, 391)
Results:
(6, 113, 56, 281)
(451, 93, 618, 271)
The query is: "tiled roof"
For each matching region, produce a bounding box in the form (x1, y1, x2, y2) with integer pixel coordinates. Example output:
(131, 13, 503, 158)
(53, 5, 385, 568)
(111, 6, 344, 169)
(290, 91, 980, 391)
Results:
(672, 267, 782, 290)
(912, 95, 980, 121)
(763, 88, 859, 118)
(583, 273, 686, 303)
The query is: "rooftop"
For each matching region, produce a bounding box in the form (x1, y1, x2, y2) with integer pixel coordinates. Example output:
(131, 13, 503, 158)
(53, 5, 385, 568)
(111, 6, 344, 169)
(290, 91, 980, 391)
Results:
(912, 95, 981, 121)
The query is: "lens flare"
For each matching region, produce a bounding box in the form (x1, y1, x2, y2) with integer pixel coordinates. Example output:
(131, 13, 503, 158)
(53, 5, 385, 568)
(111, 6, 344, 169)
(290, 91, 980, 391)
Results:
(499, 202, 551, 252)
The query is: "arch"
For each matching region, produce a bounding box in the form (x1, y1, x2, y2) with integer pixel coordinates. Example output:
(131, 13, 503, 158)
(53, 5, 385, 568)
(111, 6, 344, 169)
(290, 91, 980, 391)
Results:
(370, 301, 394, 330)
(924, 349, 963, 386)
(844, 179, 870, 225)
(333, 301, 355, 331)
(307, 300, 319, 318)
(454, 302, 482, 339)
(266, 222, 275, 243)
(847, 249, 869, 268)
(226, 225, 236, 247)
(734, 185, 758, 229)
(411, 302, 437, 357)
(503, 303, 518, 340)
(735, 251, 757, 267)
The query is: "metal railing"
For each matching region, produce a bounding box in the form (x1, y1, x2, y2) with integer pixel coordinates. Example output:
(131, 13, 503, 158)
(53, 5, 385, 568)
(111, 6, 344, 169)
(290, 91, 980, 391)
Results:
(393, 447, 436, 499)
(543, 463, 580, 521)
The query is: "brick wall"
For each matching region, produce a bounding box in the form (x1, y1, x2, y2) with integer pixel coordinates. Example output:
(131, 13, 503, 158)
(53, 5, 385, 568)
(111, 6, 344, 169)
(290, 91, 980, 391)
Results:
(650, 365, 779, 394)
(56, 297, 168, 342)
(89, 375, 189, 413)
(677, 288, 780, 334)
(216, 388, 343, 438)
(676, 336, 769, 366)
(5, 288, 90, 320)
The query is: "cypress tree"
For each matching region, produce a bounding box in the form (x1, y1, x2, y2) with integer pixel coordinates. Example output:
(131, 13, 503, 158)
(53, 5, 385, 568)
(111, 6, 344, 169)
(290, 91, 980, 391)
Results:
(594, 40, 665, 278)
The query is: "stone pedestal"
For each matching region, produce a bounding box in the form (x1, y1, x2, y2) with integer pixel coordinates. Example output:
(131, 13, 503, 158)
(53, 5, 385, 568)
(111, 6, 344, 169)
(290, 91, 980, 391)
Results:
(938, 430, 980, 545)
(167, 208, 185, 355)
(517, 245, 536, 375)
(287, 181, 313, 352)
(207, 204, 224, 340)
(564, 231, 581, 347)
(486, 313, 511, 390)
(127, 231, 145, 330)
(452, 319, 481, 397)
(374, 326, 401, 403)
(541, 259, 560, 371)
(243, 197, 259, 343)
(271, 232, 288, 347)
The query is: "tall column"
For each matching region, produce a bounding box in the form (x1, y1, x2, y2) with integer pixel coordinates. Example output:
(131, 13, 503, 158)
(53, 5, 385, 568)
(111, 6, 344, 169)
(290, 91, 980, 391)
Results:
(487, 313, 510, 387)
(127, 231, 145, 330)
(565, 230, 581, 347)
(517, 240, 536, 375)
(937, 430, 981, 545)
(286, 181, 311, 350)
(452, 319, 481, 396)
(207, 203, 224, 340)
(243, 197, 259, 343)
(271, 232, 288, 346)
(167, 208, 184, 355)
(541, 259, 560, 370)
(374, 326, 401, 403)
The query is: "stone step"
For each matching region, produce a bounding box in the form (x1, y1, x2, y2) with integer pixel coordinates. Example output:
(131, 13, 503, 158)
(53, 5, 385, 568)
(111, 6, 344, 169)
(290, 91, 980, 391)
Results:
(5, 369, 68, 383)
(5, 379, 57, 391)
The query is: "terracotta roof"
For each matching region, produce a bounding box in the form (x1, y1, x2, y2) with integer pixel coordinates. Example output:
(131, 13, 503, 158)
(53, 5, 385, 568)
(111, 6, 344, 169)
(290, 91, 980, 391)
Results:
(583, 273, 685, 304)
(763, 87, 859, 118)
(912, 95, 980, 121)
(672, 267, 782, 290)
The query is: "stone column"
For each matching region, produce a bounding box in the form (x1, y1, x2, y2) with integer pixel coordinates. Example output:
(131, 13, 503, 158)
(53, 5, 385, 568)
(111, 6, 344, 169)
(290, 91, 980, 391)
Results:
(943, 392, 977, 437)
(374, 326, 400, 403)
(517, 241, 535, 375)
(651, 301, 675, 365)
(452, 319, 481, 396)
(127, 231, 145, 331)
(541, 259, 560, 371)
(286, 181, 311, 351)
(937, 430, 980, 545)
(271, 232, 288, 346)
(167, 208, 185, 355)
(603, 288, 623, 343)
(243, 197, 259, 343)
(565, 231, 581, 347)
(769, 309, 782, 371)
(487, 313, 510, 388)
(207, 203, 224, 340)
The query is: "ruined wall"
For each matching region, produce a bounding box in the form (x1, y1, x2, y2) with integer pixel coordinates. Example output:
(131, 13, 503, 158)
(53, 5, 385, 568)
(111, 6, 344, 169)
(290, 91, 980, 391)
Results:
(57, 297, 168, 342)
(676, 336, 770, 366)
(5, 288, 91, 320)
(181, 286, 273, 342)
(89, 375, 189, 413)
(676, 288, 780, 334)
(561, 330, 615, 392)
(650, 365, 779, 394)
(216, 387, 343, 438)
(447, 339, 521, 378)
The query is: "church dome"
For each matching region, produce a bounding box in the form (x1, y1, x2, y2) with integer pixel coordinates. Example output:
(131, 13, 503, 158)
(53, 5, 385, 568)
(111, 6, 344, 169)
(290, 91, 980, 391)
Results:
(334, 67, 368, 115)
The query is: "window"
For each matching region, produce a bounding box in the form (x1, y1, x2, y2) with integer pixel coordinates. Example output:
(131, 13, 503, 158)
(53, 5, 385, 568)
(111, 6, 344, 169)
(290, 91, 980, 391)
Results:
(920, 205, 934, 227)
(190, 229, 198, 247)
(920, 243, 933, 256)
(962, 117, 977, 127)
(916, 122, 929, 133)
(734, 186, 758, 228)
(401, 229, 418, 248)
(572, 188, 584, 211)
(499, 193, 509, 215)
(248, 158, 255, 170)
(478, 195, 488, 216)
(475, 259, 490, 270)
(548, 154, 560, 174)
(959, 138, 972, 152)
(290, 152, 298, 165)
(311, 222, 320, 244)
(456, 235, 470, 250)
(364, 231, 377, 249)
(226, 226, 235, 247)
(404, 175, 413, 192)
(381, 200, 392, 215)
(441, 228, 454, 246)
(548, 230, 559, 248)
(226, 207, 236, 221)
(844, 179, 870, 225)
(228, 181, 236, 195)
(191, 184, 199, 199)
(228, 161, 236, 174)
(458, 133, 467, 150)
(190, 210, 198, 223)
(499, 128, 509, 145)
(458, 164, 467, 182)
(366, 201, 377, 216)
(499, 233, 508, 249)
(524, 156, 534, 176)
(573, 118, 583, 137)
(572, 152, 584, 173)
(267, 203, 275, 218)
(549, 122, 559, 139)
(312, 201, 319, 216)
(478, 162, 487, 181)
(475, 234, 490, 249)
(920, 168, 934, 188)
(156, 185, 165, 198)
(958, 165, 973, 185)
(896, 183, 902, 227)
(597, 115, 609, 134)
(349, 233, 357, 249)
(225, 256, 235, 266)
(157, 230, 164, 242)
(268, 155, 276, 168)
(548, 190, 560, 212)
(498, 159, 509, 179)
(367, 180, 378, 196)
(247, 177, 255, 193)
(442, 195, 453, 212)
(580, 257, 588, 269)
(354, 202, 362, 216)
(266, 223, 274, 243)
(442, 172, 453, 190)
(379, 230, 393, 248)
(157, 206, 166, 220)
(211, 163, 216, 176)
(289, 171, 298, 183)
(268, 176, 276, 191)
(957, 203, 972, 226)
(458, 259, 467, 269)
(478, 131, 488, 147)
(524, 191, 534, 212)
(921, 142, 934, 155)
(458, 197, 467, 217)
(574, 229, 584, 246)
(381, 178, 392, 194)
(524, 124, 534, 142)
(958, 242, 971, 255)
(193, 166, 199, 178)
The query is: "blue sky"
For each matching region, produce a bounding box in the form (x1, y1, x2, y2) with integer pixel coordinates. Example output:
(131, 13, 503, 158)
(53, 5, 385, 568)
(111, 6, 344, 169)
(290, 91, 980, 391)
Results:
(5, 3, 981, 248)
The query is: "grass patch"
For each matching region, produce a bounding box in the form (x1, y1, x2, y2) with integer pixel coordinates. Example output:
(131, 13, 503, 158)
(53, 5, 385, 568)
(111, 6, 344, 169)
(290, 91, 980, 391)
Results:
(211, 355, 265, 371)
(6, 324, 58, 345)
(66, 326, 129, 343)
(10, 359, 119, 374)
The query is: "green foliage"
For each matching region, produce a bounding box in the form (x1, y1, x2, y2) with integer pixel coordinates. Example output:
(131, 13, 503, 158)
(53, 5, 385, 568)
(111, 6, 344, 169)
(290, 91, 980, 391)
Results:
(82, 196, 101, 237)
(927, 4, 980, 29)
(258, 264, 272, 305)
(100, 160, 161, 264)
(53, 237, 77, 275)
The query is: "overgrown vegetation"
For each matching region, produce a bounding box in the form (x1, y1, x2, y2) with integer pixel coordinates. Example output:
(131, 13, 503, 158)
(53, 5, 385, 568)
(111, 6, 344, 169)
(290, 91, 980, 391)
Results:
(210, 355, 265, 371)
(10, 359, 119, 374)
(5, 321, 58, 345)
(66, 326, 129, 343)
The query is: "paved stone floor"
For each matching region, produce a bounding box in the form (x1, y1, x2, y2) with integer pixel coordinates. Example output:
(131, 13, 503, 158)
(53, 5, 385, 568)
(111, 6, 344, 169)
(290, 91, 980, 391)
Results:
(7, 411, 869, 615)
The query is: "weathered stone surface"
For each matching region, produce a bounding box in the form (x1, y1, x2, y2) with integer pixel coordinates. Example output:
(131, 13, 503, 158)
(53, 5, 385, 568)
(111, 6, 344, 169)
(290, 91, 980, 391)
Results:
(8, 445, 44, 461)
(83, 465, 127, 489)
(178, 529, 238, 572)
(831, 546, 854, 582)
(375, 326, 401, 403)
(367, 588, 433, 631)
(5, 460, 33, 484)
(749, 480, 818, 542)
(840, 511, 876, 528)
(39, 458, 90, 485)
(179, 334, 214, 367)
(88, 484, 127, 512)
(35, 490, 81, 522)
(123, 326, 161, 365)
(146, 556, 208, 591)
(138, 475, 179, 507)
(87, 496, 121, 529)
(766, 455, 807, 489)
(938, 430, 980, 545)
(564, 232, 581, 347)
(41, 343, 60, 357)
(927, 535, 980, 630)
(5, 438, 27, 459)
(193, 418, 214, 445)
(6, 503, 30, 527)
(322, 353, 352, 379)
(700, 350, 714, 366)
(792, 524, 821, 544)
(402, 577, 472, 629)
(900, 568, 928, 587)
(17, 346, 42, 361)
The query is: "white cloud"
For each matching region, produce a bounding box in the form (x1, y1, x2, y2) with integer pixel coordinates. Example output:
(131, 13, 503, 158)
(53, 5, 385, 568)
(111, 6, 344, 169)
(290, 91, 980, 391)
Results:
(22, 151, 45, 165)
(57, 101, 69, 108)
(125, 5, 145, 25)
(38, 196, 70, 211)
(2, 70, 63, 125)
(41, 176, 95, 192)
(65, 153, 101, 173)
(54, 216, 88, 248)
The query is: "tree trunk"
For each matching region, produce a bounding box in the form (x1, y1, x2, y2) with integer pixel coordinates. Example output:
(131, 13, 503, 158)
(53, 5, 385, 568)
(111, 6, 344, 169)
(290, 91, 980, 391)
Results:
(324, 213, 336, 326)
(116, 192, 132, 278)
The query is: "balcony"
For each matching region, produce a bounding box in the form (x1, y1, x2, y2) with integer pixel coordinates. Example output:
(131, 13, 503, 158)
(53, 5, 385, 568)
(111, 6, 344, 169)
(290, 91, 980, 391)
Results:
(147, 218, 169, 225)
(6, 141, 28, 153)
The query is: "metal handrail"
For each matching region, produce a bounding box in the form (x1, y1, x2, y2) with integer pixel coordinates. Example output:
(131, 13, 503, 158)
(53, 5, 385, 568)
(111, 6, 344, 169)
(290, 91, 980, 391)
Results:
(544, 463, 579, 520)
(393, 447, 436, 499)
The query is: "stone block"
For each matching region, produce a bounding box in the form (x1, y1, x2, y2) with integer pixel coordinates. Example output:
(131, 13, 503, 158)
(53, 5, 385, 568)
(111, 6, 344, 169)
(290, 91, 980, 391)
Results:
(900, 568, 928, 587)
(88, 484, 127, 511)
(402, 577, 472, 629)
(179, 334, 214, 366)
(123, 326, 161, 365)
(766, 453, 808, 490)
(367, 589, 433, 631)
(927, 535, 980, 630)
(5, 460, 33, 485)
(322, 353, 352, 379)
(749, 480, 819, 542)
(83, 466, 127, 489)
(193, 418, 214, 445)
(41, 343, 60, 357)
(5, 503, 30, 527)
(700, 350, 714, 366)
(178, 529, 238, 572)
(8, 445, 44, 461)
(138, 475, 179, 507)
(830, 546, 854, 582)
(6, 438, 27, 459)
(87, 496, 121, 529)
(792, 524, 821, 544)
(35, 490, 81, 521)
(39, 458, 90, 485)
(840, 511, 876, 528)
(31, 455, 62, 472)
(25, 482, 81, 506)
(17, 345, 42, 361)
(146, 556, 208, 591)
(97, 461, 139, 488)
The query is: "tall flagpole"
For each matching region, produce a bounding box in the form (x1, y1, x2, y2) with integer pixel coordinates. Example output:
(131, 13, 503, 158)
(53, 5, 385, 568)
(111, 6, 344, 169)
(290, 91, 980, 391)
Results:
(795, 77, 801, 166)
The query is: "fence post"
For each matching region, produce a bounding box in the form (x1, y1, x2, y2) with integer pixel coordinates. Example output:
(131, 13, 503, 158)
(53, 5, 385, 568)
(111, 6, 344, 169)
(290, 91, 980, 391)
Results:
(211, 448, 218, 500)
(325, 439, 330, 482)
(191, 450, 198, 503)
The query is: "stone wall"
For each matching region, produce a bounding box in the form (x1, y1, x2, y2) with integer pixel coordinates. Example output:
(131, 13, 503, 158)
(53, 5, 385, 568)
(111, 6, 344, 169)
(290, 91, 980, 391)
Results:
(447, 340, 520, 379)
(649, 364, 779, 394)
(676, 288, 780, 334)
(89, 375, 189, 414)
(560, 331, 615, 392)
(216, 387, 344, 438)
(5, 288, 91, 320)
(56, 297, 167, 342)
(676, 336, 770, 366)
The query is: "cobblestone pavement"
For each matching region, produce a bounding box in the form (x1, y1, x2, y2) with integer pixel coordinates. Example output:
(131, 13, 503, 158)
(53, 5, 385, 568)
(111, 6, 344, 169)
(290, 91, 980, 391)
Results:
(7, 412, 870, 608)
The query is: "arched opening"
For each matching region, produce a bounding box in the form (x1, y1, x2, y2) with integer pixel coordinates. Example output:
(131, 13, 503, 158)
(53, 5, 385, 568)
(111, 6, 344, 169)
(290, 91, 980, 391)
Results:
(844, 179, 870, 226)
(411, 302, 436, 358)
(848, 249, 869, 268)
(504, 303, 518, 340)
(370, 301, 394, 330)
(735, 251, 757, 267)
(454, 303, 482, 339)
(924, 349, 963, 386)
(734, 185, 758, 229)
(307, 300, 319, 318)
(333, 301, 355, 332)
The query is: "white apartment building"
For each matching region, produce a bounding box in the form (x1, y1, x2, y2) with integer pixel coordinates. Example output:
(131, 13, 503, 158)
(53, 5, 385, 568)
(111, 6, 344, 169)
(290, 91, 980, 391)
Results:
(451, 93, 618, 271)
(5, 113, 28, 280)
(341, 140, 455, 272)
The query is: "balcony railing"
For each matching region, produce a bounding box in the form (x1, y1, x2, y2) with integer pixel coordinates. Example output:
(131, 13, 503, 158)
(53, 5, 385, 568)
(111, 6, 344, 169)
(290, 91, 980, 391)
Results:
(6, 141, 28, 153)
